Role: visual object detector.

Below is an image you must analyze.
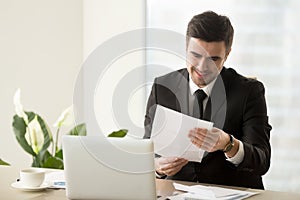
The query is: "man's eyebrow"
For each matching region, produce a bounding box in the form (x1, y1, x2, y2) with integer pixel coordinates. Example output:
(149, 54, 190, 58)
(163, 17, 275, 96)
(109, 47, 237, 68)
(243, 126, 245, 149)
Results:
(190, 51, 202, 57)
(190, 51, 222, 60)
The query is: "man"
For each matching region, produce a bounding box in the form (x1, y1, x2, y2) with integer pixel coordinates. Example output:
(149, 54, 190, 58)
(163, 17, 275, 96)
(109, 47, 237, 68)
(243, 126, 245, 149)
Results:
(144, 11, 272, 189)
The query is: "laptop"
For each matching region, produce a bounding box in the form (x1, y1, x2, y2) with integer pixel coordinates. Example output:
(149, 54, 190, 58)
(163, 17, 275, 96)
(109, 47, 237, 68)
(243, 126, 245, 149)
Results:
(62, 135, 157, 200)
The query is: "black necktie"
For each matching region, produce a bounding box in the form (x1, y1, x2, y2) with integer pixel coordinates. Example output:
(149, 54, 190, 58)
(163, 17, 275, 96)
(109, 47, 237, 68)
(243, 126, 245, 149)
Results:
(193, 89, 207, 119)
(193, 90, 211, 162)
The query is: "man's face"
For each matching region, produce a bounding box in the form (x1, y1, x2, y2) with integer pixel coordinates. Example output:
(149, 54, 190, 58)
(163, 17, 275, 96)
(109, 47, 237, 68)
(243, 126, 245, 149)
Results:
(186, 37, 230, 87)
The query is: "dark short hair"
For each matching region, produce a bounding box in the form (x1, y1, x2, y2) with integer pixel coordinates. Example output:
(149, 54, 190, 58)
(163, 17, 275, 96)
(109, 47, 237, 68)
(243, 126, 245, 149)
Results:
(186, 11, 234, 52)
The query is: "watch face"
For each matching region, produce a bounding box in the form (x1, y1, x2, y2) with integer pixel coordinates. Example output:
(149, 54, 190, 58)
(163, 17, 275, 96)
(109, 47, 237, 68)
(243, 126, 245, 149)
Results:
(224, 143, 233, 152)
(223, 134, 234, 153)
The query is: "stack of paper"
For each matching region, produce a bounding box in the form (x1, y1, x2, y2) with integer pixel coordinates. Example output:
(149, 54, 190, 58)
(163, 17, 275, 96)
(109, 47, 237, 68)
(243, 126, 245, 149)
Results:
(167, 183, 258, 200)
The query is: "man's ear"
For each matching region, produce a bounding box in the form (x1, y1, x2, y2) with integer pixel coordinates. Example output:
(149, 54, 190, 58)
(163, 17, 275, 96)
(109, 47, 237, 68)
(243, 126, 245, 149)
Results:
(225, 48, 232, 61)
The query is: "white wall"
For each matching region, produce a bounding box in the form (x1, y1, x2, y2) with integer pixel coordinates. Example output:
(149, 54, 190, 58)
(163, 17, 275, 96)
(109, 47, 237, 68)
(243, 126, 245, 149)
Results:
(0, 0, 147, 167)
(0, 0, 83, 168)
(83, 0, 146, 60)
(82, 0, 146, 137)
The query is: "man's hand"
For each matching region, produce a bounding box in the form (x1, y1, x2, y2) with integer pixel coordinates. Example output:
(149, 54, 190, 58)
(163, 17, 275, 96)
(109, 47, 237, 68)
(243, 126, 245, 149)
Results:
(188, 127, 230, 152)
(155, 157, 188, 176)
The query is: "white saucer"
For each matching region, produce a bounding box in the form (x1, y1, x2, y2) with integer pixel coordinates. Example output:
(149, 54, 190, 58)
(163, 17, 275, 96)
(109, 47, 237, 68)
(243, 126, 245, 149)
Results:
(11, 181, 49, 191)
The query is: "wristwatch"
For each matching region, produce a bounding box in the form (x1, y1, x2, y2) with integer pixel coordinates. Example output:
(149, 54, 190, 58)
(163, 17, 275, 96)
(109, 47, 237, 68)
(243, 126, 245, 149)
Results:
(223, 134, 234, 153)
(155, 171, 167, 179)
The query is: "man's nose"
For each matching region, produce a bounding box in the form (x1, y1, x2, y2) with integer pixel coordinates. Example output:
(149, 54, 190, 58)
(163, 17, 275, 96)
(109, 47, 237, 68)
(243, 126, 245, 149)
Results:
(195, 57, 207, 71)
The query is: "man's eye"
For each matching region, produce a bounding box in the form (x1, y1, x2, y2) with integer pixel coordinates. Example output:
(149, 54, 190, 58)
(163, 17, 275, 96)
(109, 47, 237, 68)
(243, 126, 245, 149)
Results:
(210, 57, 219, 62)
(194, 54, 202, 58)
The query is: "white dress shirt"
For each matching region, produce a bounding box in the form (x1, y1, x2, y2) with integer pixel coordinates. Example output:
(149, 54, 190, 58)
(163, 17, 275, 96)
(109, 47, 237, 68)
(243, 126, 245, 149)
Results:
(188, 77, 244, 166)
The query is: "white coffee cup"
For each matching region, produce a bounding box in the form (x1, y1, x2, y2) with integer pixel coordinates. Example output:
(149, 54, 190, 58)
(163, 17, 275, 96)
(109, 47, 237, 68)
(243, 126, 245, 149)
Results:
(20, 168, 45, 187)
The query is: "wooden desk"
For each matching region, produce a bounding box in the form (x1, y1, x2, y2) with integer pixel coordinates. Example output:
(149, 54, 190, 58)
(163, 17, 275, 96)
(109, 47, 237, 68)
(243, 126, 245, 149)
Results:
(155, 179, 300, 200)
(1, 166, 299, 200)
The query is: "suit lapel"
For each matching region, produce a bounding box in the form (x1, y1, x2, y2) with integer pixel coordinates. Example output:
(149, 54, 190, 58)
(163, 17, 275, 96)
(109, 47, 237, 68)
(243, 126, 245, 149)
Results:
(169, 68, 229, 128)
(174, 69, 190, 115)
(210, 68, 229, 129)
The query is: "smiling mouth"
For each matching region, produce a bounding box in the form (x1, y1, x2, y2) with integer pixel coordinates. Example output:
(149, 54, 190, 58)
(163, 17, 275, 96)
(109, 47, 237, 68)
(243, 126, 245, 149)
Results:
(192, 66, 208, 77)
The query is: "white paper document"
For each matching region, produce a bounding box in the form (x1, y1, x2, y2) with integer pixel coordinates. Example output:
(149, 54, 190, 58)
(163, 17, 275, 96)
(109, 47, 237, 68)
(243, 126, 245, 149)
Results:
(45, 171, 66, 189)
(168, 183, 258, 200)
(151, 105, 213, 162)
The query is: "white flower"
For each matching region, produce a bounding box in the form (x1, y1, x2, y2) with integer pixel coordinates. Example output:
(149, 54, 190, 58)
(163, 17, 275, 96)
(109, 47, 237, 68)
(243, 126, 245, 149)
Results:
(13, 88, 28, 124)
(53, 105, 74, 128)
(26, 116, 44, 154)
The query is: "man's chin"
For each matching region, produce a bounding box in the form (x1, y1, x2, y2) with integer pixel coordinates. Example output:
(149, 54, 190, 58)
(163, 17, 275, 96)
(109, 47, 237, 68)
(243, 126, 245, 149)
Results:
(192, 79, 208, 87)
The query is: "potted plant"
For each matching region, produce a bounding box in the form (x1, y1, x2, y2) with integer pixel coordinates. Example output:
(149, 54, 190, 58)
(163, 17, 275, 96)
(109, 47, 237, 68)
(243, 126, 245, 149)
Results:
(12, 89, 86, 169)
(12, 89, 128, 169)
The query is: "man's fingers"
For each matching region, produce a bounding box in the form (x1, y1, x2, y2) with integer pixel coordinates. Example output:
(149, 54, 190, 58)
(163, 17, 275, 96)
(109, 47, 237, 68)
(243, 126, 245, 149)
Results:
(191, 128, 220, 141)
(159, 158, 188, 171)
(189, 128, 210, 140)
(159, 158, 186, 171)
(190, 133, 218, 151)
(189, 127, 220, 149)
(158, 157, 178, 164)
(162, 159, 188, 176)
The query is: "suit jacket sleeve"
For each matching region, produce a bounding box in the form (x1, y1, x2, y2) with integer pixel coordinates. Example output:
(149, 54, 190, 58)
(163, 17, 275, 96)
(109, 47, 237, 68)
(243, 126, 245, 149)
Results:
(144, 78, 157, 139)
(236, 80, 271, 176)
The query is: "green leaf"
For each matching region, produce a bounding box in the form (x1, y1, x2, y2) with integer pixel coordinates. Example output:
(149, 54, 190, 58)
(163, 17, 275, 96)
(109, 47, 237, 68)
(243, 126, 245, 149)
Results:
(0, 158, 10, 166)
(31, 157, 40, 167)
(43, 156, 64, 169)
(32, 150, 51, 167)
(36, 114, 52, 152)
(35, 150, 64, 169)
(55, 149, 63, 160)
(12, 114, 36, 156)
(108, 129, 128, 137)
(25, 111, 36, 123)
(68, 123, 87, 136)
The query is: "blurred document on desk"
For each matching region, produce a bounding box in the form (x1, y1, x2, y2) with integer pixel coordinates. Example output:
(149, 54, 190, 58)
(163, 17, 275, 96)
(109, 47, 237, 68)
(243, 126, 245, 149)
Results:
(151, 105, 213, 162)
(170, 183, 258, 200)
(45, 171, 66, 189)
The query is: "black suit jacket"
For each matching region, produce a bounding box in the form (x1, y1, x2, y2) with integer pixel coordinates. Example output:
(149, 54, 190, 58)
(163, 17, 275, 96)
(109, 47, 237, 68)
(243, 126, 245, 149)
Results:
(144, 67, 272, 189)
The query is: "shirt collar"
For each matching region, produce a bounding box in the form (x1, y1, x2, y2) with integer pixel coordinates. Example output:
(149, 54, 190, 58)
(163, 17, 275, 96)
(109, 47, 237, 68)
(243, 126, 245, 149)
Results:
(189, 76, 217, 97)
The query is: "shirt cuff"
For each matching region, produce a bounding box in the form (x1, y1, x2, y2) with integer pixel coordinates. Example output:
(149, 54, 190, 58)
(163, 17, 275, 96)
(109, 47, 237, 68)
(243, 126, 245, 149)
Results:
(226, 140, 244, 166)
